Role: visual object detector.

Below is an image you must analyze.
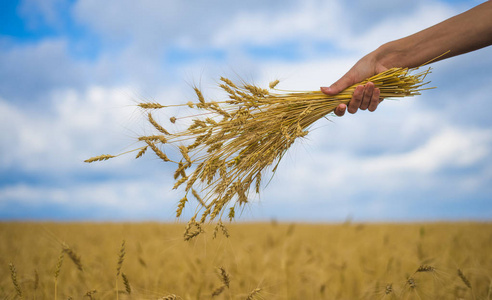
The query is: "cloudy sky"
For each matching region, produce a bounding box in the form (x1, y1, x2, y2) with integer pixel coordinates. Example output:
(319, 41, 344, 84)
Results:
(1, 0, 491, 222)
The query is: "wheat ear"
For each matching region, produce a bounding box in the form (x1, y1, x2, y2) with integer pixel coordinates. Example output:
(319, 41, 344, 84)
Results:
(54, 250, 64, 300)
(62, 243, 83, 271)
(122, 273, 131, 294)
(246, 288, 262, 300)
(84, 154, 115, 163)
(116, 240, 126, 300)
(458, 269, 472, 289)
(9, 262, 23, 298)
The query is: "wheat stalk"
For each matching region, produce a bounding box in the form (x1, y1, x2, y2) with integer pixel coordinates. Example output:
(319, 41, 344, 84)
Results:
(407, 277, 417, 289)
(218, 267, 230, 288)
(212, 286, 226, 297)
(85, 290, 97, 300)
(116, 240, 125, 277)
(416, 265, 435, 273)
(9, 262, 23, 298)
(62, 243, 83, 271)
(458, 269, 472, 289)
(159, 295, 181, 300)
(54, 250, 64, 300)
(121, 273, 131, 294)
(384, 283, 393, 295)
(116, 240, 126, 300)
(183, 217, 204, 241)
(246, 288, 262, 300)
(84, 154, 115, 163)
(213, 221, 230, 239)
(33, 269, 39, 293)
(211, 266, 231, 297)
(86, 66, 434, 236)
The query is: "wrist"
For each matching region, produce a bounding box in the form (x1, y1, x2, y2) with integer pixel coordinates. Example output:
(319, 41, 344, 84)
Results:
(373, 41, 401, 69)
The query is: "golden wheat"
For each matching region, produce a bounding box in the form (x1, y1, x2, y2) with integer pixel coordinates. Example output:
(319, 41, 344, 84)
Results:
(384, 283, 393, 295)
(218, 267, 230, 288)
(33, 269, 39, 292)
(86, 67, 433, 238)
(213, 221, 230, 239)
(212, 265, 231, 296)
(122, 272, 131, 294)
(85, 289, 97, 300)
(160, 294, 180, 300)
(115, 240, 126, 300)
(62, 243, 83, 271)
(458, 268, 472, 289)
(2, 222, 492, 299)
(116, 240, 125, 277)
(212, 285, 226, 297)
(416, 264, 435, 273)
(54, 250, 63, 279)
(246, 288, 262, 300)
(9, 262, 22, 298)
(84, 154, 115, 163)
(53, 250, 64, 300)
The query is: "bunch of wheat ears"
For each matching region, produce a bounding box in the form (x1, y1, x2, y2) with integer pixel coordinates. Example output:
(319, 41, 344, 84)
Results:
(86, 66, 433, 238)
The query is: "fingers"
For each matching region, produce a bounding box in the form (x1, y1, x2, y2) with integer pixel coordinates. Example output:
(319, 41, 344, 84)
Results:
(346, 82, 381, 115)
(368, 87, 381, 112)
(327, 81, 382, 117)
(359, 82, 375, 111)
(334, 103, 347, 117)
(321, 73, 355, 96)
(347, 85, 365, 114)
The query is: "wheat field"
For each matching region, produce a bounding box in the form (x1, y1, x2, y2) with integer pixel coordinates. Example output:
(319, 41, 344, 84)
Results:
(1, 222, 491, 299)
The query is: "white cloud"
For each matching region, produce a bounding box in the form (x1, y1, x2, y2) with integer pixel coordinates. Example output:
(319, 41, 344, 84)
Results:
(0, 39, 91, 100)
(261, 117, 492, 204)
(0, 86, 142, 173)
(361, 126, 491, 173)
(337, 2, 457, 52)
(70, 0, 460, 55)
(2, 0, 492, 221)
(0, 179, 182, 220)
(72, 0, 302, 46)
(19, 0, 69, 30)
(211, 0, 342, 47)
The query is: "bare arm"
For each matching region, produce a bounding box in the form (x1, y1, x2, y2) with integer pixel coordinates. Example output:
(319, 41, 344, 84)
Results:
(322, 0, 492, 116)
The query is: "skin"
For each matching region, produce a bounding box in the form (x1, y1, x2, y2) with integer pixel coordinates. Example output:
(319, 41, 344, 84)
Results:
(321, 0, 492, 117)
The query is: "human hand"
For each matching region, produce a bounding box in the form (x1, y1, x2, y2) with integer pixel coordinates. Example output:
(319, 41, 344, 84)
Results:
(320, 55, 386, 116)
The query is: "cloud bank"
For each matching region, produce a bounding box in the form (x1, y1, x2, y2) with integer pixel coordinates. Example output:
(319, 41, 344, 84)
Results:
(1, 0, 491, 222)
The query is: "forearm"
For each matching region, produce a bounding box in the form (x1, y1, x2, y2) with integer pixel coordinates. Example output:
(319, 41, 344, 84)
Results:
(375, 0, 492, 68)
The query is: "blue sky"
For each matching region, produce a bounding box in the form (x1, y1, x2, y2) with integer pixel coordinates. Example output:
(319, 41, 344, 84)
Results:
(0, 0, 491, 222)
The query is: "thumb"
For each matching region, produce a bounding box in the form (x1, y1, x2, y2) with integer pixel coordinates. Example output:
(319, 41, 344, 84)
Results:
(320, 75, 354, 95)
